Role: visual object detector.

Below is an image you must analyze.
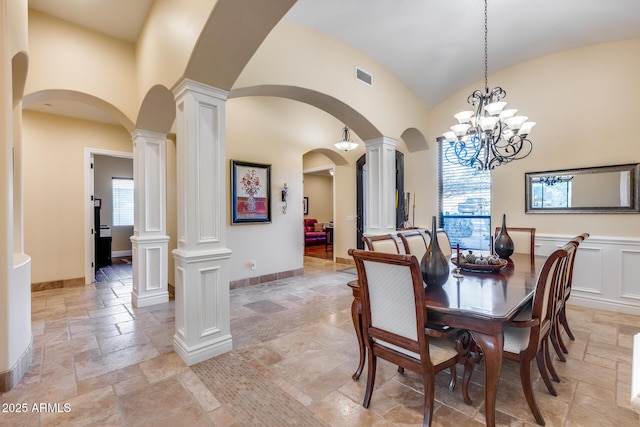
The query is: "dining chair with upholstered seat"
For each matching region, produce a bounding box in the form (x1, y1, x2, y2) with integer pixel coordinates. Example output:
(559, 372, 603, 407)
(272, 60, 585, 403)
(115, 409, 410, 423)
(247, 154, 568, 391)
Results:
(399, 230, 431, 261)
(349, 249, 474, 426)
(494, 227, 535, 263)
(362, 234, 400, 253)
(502, 243, 571, 426)
(436, 228, 452, 257)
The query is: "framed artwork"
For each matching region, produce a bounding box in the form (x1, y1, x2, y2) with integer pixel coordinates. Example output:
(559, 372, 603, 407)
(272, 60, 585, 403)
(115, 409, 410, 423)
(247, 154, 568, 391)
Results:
(303, 197, 308, 215)
(231, 160, 271, 224)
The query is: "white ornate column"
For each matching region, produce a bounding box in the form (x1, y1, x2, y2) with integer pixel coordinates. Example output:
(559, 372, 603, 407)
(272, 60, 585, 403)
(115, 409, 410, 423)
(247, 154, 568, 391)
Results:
(130, 129, 169, 307)
(364, 136, 397, 235)
(172, 79, 232, 365)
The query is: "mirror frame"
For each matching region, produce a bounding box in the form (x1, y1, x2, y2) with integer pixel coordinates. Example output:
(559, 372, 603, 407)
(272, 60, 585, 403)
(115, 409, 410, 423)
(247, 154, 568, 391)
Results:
(525, 163, 640, 214)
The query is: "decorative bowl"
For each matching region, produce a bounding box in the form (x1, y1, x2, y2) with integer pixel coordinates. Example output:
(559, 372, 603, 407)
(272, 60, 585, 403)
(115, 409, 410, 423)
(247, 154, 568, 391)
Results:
(451, 257, 508, 273)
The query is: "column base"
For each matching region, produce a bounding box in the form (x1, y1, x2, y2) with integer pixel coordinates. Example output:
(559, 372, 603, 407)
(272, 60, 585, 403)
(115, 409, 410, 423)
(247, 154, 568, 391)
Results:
(132, 290, 170, 308)
(131, 235, 169, 308)
(173, 333, 233, 366)
(173, 247, 232, 366)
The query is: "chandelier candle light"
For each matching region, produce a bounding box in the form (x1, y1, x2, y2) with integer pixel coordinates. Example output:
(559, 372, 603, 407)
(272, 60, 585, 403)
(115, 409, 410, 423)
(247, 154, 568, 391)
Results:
(443, 0, 535, 170)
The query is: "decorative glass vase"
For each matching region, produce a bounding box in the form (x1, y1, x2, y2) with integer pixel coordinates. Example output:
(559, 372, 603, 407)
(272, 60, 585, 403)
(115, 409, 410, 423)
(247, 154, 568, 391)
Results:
(421, 216, 450, 287)
(494, 214, 514, 259)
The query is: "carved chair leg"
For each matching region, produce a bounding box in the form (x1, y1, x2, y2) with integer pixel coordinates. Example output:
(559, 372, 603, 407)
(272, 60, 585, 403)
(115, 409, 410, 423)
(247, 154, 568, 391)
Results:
(543, 337, 561, 383)
(560, 306, 575, 340)
(447, 366, 457, 391)
(461, 356, 474, 405)
(557, 326, 569, 354)
(363, 351, 377, 408)
(397, 366, 405, 374)
(520, 356, 546, 426)
(537, 343, 558, 395)
(550, 323, 566, 363)
(422, 371, 435, 427)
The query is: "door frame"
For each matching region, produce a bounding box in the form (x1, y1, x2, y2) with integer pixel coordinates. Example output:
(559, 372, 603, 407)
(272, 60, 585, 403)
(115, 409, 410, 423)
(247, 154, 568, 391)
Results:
(356, 151, 404, 249)
(83, 147, 133, 284)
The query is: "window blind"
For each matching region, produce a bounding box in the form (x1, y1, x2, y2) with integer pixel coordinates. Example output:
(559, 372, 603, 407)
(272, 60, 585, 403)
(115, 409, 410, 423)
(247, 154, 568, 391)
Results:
(112, 178, 134, 226)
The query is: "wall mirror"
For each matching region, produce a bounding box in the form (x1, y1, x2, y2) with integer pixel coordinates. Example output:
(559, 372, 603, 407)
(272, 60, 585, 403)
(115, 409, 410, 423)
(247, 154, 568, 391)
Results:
(525, 163, 640, 213)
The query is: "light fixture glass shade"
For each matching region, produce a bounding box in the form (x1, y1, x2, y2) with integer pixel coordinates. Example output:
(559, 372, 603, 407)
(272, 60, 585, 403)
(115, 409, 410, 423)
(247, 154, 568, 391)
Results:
(479, 116, 500, 131)
(334, 140, 359, 151)
(503, 115, 528, 131)
(443, 131, 457, 142)
(518, 121, 536, 135)
(451, 123, 471, 136)
(499, 109, 518, 119)
(484, 101, 507, 116)
(454, 110, 475, 124)
(334, 126, 359, 151)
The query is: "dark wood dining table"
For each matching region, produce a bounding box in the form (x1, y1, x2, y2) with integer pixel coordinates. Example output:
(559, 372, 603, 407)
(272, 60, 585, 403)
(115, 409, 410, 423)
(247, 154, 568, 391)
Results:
(347, 252, 544, 427)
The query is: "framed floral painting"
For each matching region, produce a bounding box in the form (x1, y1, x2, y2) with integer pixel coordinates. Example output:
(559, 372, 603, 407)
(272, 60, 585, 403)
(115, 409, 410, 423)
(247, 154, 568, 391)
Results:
(231, 160, 271, 224)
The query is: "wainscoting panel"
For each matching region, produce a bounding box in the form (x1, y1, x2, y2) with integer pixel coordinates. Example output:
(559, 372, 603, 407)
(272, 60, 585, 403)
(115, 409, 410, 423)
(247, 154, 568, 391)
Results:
(572, 245, 603, 295)
(537, 234, 640, 315)
(621, 249, 640, 300)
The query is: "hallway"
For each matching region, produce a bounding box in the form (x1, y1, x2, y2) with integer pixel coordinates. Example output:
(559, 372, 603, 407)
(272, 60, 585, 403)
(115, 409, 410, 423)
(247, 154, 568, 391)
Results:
(0, 257, 637, 426)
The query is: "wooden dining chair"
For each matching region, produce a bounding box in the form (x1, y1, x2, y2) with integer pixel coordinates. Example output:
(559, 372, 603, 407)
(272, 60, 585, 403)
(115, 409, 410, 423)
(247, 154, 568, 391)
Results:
(399, 230, 431, 261)
(540, 240, 576, 385)
(494, 227, 535, 263)
(552, 233, 589, 359)
(436, 228, 452, 257)
(362, 234, 400, 253)
(502, 243, 571, 426)
(349, 249, 474, 426)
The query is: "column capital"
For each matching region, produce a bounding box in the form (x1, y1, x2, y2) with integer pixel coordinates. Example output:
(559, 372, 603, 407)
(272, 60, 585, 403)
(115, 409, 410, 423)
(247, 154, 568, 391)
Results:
(173, 78, 229, 102)
(131, 129, 168, 141)
(363, 136, 398, 149)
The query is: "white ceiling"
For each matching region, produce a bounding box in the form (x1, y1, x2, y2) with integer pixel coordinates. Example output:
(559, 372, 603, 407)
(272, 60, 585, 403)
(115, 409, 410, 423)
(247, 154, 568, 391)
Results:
(26, 0, 640, 123)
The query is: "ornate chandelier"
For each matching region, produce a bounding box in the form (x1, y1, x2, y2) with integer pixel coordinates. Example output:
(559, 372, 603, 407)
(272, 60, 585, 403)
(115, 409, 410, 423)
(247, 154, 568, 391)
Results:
(443, 0, 535, 170)
(334, 125, 359, 151)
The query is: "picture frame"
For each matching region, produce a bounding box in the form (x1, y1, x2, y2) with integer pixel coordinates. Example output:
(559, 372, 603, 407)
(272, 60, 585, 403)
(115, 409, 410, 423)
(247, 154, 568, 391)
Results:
(231, 160, 271, 224)
(303, 197, 308, 215)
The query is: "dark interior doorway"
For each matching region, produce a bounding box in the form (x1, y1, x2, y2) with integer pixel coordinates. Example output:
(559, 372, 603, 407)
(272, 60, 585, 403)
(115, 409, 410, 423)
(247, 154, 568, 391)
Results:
(356, 151, 404, 249)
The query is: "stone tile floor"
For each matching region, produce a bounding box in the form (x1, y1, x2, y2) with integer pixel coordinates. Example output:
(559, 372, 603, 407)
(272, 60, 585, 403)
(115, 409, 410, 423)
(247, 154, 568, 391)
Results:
(1, 256, 638, 426)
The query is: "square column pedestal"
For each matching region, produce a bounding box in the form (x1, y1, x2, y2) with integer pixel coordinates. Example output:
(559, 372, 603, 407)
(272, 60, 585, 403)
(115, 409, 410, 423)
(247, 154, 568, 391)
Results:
(172, 79, 233, 365)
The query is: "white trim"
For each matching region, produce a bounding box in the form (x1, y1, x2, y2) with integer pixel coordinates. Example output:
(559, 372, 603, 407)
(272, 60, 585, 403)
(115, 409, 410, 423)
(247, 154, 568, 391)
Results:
(84, 147, 133, 284)
(111, 250, 132, 258)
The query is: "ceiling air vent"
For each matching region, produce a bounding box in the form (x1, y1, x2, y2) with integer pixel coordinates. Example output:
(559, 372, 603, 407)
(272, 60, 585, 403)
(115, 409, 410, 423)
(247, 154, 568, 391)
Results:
(355, 67, 372, 86)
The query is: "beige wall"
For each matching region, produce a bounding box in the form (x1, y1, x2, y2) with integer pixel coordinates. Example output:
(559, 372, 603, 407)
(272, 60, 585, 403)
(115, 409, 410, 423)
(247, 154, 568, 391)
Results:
(226, 96, 359, 279)
(22, 111, 134, 283)
(303, 174, 333, 224)
(27, 10, 138, 121)
(93, 155, 133, 252)
(135, 0, 213, 99)
(236, 20, 429, 144)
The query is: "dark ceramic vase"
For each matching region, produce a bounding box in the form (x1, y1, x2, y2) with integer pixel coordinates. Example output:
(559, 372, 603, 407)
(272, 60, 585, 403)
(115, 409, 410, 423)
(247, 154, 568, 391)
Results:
(421, 216, 450, 287)
(494, 214, 514, 259)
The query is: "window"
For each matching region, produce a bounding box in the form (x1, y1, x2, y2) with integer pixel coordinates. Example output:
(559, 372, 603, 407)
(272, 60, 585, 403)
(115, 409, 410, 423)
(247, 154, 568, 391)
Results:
(112, 178, 134, 226)
(438, 138, 492, 251)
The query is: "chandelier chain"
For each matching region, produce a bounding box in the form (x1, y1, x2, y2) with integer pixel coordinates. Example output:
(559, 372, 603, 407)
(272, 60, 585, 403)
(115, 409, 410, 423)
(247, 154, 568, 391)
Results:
(484, 0, 488, 92)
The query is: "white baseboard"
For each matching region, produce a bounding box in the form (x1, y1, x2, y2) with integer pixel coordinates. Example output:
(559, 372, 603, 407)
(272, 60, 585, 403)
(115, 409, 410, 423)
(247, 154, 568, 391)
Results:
(112, 250, 132, 258)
